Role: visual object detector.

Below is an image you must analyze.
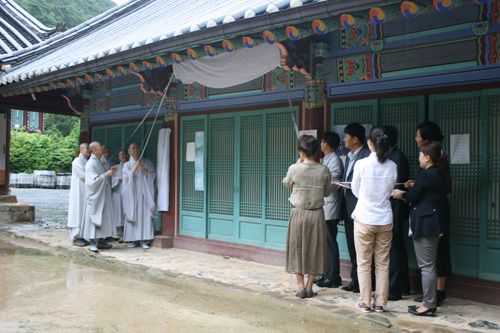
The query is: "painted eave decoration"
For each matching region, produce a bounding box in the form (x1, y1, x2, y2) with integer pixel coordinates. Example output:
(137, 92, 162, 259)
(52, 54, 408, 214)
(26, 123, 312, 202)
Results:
(0, 0, 495, 98)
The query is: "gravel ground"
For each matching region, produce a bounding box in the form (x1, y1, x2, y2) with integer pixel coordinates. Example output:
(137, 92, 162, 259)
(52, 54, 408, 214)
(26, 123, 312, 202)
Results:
(10, 188, 69, 229)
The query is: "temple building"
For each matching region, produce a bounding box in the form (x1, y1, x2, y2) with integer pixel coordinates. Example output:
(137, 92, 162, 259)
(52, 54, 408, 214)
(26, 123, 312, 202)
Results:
(1, 0, 499, 304)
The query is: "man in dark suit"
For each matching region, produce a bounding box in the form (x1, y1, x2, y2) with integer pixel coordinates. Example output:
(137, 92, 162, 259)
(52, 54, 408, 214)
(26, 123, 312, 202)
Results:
(333, 123, 371, 293)
(384, 126, 411, 300)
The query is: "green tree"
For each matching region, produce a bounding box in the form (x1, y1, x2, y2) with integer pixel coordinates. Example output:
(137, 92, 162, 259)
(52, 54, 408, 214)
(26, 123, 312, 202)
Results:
(44, 114, 80, 137)
(15, 0, 116, 29)
(9, 127, 79, 174)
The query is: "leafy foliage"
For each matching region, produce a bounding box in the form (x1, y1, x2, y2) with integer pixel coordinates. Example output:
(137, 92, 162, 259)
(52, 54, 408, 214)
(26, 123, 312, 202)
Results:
(9, 122, 80, 174)
(15, 0, 116, 29)
(44, 114, 80, 137)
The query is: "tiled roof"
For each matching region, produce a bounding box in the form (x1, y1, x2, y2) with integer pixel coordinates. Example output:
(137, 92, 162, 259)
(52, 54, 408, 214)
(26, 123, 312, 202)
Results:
(0, 0, 320, 86)
(0, 0, 56, 55)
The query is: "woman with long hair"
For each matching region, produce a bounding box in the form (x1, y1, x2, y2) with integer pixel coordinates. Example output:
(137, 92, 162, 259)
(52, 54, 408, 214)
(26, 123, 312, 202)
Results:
(393, 141, 450, 316)
(405, 121, 452, 305)
(350, 126, 397, 313)
(283, 135, 332, 298)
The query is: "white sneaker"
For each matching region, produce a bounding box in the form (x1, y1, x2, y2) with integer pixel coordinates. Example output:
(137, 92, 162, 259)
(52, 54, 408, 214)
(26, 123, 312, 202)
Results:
(140, 241, 150, 249)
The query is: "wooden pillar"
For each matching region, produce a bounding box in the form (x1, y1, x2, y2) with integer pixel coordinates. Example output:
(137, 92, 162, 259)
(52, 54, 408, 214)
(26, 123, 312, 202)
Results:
(304, 43, 330, 138)
(0, 108, 10, 195)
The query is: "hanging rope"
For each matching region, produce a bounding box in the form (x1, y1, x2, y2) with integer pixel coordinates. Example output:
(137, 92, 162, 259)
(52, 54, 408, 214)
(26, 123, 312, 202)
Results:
(140, 73, 174, 160)
(107, 73, 174, 161)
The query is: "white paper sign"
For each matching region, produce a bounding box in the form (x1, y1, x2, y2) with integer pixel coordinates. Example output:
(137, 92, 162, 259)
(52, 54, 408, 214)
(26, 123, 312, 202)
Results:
(186, 142, 195, 162)
(450, 134, 470, 164)
(299, 129, 317, 138)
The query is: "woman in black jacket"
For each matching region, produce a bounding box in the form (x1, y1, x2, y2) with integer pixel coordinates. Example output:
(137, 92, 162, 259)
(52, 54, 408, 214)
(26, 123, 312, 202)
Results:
(392, 141, 449, 317)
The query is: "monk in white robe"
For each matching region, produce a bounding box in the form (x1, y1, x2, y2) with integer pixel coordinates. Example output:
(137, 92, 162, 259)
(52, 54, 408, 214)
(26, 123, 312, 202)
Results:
(67, 143, 90, 246)
(122, 142, 156, 249)
(100, 144, 118, 171)
(111, 150, 129, 239)
(82, 141, 117, 253)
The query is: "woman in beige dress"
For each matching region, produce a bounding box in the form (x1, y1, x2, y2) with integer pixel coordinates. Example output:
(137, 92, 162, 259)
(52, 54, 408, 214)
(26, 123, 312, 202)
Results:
(283, 135, 332, 298)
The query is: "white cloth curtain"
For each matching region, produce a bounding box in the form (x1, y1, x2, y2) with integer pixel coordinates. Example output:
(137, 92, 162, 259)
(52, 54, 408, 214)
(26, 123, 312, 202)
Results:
(157, 128, 171, 211)
(173, 43, 281, 88)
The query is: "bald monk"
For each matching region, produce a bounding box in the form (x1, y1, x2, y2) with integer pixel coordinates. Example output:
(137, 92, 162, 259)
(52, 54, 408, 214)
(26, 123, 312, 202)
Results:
(122, 142, 156, 249)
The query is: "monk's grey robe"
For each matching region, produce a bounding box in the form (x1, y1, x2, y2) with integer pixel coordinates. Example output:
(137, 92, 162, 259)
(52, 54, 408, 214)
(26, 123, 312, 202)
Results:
(82, 154, 114, 240)
(122, 156, 156, 242)
(100, 156, 118, 171)
(111, 162, 125, 235)
(67, 153, 87, 240)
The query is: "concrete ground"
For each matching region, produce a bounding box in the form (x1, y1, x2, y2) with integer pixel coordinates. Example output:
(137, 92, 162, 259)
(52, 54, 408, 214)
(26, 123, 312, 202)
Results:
(2, 222, 499, 333)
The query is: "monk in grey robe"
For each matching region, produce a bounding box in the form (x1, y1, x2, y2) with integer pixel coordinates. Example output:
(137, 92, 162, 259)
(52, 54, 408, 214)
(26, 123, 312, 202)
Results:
(67, 143, 90, 247)
(122, 142, 156, 249)
(111, 150, 129, 240)
(100, 144, 118, 171)
(82, 141, 117, 253)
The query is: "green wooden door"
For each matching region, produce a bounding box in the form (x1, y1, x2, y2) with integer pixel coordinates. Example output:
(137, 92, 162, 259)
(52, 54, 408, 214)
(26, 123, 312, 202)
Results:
(430, 90, 500, 282)
(179, 107, 297, 250)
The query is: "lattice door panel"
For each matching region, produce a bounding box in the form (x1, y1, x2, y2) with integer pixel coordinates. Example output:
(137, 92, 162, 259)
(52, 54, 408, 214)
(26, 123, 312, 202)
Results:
(105, 126, 123, 156)
(124, 123, 144, 152)
(379, 97, 424, 178)
(487, 95, 500, 244)
(209, 117, 235, 216)
(332, 100, 375, 126)
(432, 94, 482, 242)
(92, 127, 106, 145)
(240, 115, 264, 219)
(265, 112, 297, 222)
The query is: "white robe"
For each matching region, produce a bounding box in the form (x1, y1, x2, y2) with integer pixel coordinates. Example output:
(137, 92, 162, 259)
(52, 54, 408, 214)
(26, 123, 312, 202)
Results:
(67, 153, 87, 239)
(122, 156, 156, 242)
(82, 154, 114, 240)
(111, 162, 125, 235)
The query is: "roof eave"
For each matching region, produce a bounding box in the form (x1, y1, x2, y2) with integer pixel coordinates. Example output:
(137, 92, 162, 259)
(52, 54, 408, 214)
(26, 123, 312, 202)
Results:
(0, 0, 397, 94)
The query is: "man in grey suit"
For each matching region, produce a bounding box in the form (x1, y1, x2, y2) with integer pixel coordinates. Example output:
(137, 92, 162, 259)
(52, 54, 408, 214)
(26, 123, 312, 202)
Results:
(315, 131, 344, 288)
(333, 123, 371, 293)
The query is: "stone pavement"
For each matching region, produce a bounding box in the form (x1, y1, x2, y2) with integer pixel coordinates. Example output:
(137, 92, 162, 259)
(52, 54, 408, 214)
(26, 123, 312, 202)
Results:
(2, 222, 500, 333)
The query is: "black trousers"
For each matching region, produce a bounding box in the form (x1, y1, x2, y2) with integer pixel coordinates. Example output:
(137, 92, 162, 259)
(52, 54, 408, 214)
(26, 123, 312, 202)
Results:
(344, 217, 358, 283)
(325, 219, 341, 281)
(389, 228, 410, 297)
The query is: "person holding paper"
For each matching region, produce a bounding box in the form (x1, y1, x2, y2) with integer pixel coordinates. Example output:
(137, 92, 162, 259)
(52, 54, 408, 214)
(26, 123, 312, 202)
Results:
(333, 123, 371, 294)
(405, 121, 452, 306)
(392, 141, 449, 317)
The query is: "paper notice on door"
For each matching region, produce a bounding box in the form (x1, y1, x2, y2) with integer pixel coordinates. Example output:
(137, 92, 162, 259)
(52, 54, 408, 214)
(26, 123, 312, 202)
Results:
(450, 134, 470, 164)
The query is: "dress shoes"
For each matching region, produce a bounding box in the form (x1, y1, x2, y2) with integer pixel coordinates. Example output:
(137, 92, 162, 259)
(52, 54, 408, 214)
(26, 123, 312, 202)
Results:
(316, 278, 342, 288)
(341, 280, 360, 293)
(408, 306, 436, 317)
(314, 275, 325, 284)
